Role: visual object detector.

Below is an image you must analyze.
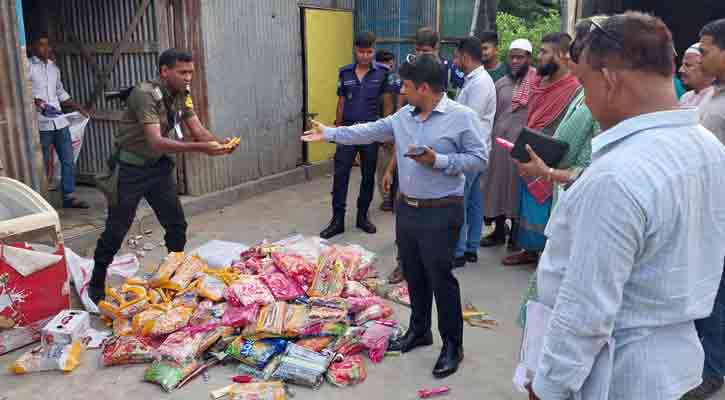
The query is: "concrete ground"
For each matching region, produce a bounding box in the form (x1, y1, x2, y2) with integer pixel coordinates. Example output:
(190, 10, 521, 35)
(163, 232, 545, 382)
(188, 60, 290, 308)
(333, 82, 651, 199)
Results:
(1, 172, 715, 400)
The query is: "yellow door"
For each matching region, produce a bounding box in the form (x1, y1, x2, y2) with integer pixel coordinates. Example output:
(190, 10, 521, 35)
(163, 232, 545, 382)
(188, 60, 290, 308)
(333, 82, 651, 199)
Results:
(303, 8, 353, 164)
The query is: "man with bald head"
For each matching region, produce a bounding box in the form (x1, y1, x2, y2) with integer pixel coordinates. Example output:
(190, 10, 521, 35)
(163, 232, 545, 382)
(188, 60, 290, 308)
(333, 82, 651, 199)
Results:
(524, 12, 725, 400)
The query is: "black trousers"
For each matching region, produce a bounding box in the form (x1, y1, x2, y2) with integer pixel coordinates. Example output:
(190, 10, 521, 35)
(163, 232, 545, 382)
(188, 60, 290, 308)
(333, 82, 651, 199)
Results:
(90, 157, 187, 289)
(396, 200, 465, 346)
(332, 142, 379, 216)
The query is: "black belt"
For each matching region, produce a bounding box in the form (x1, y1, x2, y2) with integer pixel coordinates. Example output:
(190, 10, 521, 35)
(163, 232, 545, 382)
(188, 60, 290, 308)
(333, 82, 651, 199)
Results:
(398, 193, 463, 208)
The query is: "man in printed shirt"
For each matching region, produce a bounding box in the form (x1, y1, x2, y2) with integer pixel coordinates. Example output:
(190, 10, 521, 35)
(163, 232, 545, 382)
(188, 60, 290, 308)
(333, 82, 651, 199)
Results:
(682, 18, 725, 400)
(29, 33, 90, 208)
(304, 55, 487, 379)
(526, 12, 725, 400)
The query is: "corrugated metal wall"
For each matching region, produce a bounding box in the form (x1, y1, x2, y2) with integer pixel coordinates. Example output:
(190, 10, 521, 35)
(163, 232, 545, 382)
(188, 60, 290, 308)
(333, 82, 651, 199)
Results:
(0, 0, 43, 191)
(54, 0, 161, 180)
(440, 0, 475, 37)
(355, 0, 437, 62)
(191, 0, 304, 195)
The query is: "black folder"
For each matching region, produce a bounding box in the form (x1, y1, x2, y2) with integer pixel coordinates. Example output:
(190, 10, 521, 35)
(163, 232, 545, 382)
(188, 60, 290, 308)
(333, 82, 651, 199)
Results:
(511, 127, 570, 167)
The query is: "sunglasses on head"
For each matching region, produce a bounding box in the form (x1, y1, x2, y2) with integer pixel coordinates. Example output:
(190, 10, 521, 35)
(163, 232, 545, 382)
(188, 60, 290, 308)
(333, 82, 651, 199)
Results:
(569, 19, 624, 64)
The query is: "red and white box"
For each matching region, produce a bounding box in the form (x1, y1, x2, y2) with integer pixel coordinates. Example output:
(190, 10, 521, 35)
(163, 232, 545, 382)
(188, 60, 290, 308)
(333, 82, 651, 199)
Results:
(0, 177, 70, 355)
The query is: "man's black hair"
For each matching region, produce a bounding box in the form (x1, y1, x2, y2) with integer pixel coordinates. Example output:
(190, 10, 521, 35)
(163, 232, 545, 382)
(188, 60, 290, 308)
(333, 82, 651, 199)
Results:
(415, 27, 440, 48)
(355, 31, 376, 48)
(457, 36, 483, 63)
(375, 49, 395, 64)
(478, 31, 499, 46)
(30, 32, 49, 46)
(399, 54, 445, 92)
(159, 48, 193, 72)
(701, 18, 725, 50)
(542, 32, 573, 55)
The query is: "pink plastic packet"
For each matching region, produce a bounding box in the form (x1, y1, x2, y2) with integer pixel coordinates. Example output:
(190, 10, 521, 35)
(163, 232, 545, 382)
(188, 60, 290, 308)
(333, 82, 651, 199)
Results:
(346, 297, 386, 313)
(272, 252, 315, 289)
(260, 272, 305, 301)
(223, 303, 261, 328)
(342, 281, 373, 298)
(361, 323, 394, 364)
(496, 137, 514, 152)
(226, 275, 275, 306)
(354, 303, 393, 326)
(418, 386, 451, 398)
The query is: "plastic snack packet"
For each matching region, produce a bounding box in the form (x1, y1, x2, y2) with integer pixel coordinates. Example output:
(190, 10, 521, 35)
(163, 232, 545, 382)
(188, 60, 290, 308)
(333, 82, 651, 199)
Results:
(342, 281, 373, 298)
(354, 303, 393, 326)
(223, 303, 260, 328)
(271, 343, 331, 389)
(283, 304, 310, 337)
(144, 359, 200, 392)
(326, 355, 367, 387)
(295, 336, 333, 352)
(261, 272, 305, 301)
(198, 274, 227, 301)
(271, 252, 316, 289)
(307, 250, 346, 298)
(168, 255, 207, 290)
(150, 252, 185, 287)
(256, 302, 288, 337)
(236, 354, 283, 381)
(226, 337, 288, 369)
(226, 275, 275, 307)
(307, 306, 348, 324)
(113, 317, 133, 336)
(132, 308, 165, 336)
(101, 335, 156, 367)
(158, 330, 201, 364)
(361, 323, 395, 363)
(9, 341, 82, 374)
(418, 386, 451, 398)
(229, 381, 287, 400)
(151, 306, 194, 337)
(346, 296, 386, 313)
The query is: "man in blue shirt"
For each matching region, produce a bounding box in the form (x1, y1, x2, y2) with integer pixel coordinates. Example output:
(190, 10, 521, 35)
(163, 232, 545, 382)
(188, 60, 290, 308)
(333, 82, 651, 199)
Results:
(321, 31, 395, 239)
(304, 55, 488, 379)
(413, 27, 465, 98)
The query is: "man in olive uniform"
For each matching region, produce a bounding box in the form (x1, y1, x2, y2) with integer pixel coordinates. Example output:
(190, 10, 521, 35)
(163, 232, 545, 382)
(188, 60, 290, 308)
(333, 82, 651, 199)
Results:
(89, 49, 233, 303)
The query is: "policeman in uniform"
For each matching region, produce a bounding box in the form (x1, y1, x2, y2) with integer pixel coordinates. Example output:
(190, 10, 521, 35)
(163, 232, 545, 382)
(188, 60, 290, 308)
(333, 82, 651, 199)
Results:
(320, 31, 395, 239)
(89, 49, 234, 303)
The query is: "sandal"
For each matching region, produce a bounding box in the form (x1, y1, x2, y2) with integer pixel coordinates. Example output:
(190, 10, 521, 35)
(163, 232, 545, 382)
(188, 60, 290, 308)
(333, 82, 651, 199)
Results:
(63, 197, 90, 209)
(502, 250, 539, 266)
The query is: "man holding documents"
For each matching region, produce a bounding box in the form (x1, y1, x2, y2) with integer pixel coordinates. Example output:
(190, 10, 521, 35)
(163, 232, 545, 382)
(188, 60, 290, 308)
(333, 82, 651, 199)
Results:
(523, 12, 725, 400)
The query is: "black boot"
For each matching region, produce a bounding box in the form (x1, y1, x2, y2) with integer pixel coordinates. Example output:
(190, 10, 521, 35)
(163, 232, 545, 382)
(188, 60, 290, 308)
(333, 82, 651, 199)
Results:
(388, 330, 433, 353)
(433, 341, 464, 379)
(356, 211, 377, 234)
(320, 214, 345, 239)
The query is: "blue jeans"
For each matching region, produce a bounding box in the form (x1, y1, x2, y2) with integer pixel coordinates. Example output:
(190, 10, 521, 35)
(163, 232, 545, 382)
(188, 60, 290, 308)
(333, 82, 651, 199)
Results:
(455, 171, 483, 257)
(696, 258, 725, 378)
(40, 127, 75, 197)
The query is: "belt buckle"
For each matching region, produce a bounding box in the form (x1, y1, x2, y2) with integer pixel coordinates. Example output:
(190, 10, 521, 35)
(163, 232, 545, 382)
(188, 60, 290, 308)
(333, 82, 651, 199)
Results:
(406, 198, 419, 208)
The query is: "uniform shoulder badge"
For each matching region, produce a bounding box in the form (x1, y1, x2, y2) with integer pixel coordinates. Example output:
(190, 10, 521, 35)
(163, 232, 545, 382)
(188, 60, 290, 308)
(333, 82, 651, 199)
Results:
(151, 86, 163, 102)
(185, 94, 194, 109)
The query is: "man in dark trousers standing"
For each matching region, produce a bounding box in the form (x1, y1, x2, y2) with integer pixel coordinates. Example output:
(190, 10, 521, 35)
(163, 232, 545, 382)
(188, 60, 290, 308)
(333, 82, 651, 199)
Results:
(304, 55, 488, 378)
(88, 49, 234, 303)
(321, 31, 395, 239)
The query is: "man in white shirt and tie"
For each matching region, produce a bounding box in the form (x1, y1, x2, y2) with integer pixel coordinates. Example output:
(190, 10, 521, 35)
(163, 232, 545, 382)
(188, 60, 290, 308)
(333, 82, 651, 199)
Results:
(29, 33, 90, 208)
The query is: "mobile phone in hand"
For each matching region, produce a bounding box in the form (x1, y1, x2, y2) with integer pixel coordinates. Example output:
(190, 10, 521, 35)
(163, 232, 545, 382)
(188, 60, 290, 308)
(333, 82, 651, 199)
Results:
(405, 145, 429, 157)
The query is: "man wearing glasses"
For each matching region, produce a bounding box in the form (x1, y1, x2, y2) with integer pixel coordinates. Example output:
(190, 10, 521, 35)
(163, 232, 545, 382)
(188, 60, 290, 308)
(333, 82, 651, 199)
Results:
(303, 55, 487, 379)
(525, 12, 725, 400)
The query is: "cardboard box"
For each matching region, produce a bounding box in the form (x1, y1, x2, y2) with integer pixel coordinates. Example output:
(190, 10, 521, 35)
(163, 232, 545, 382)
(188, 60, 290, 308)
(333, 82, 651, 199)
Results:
(41, 310, 90, 347)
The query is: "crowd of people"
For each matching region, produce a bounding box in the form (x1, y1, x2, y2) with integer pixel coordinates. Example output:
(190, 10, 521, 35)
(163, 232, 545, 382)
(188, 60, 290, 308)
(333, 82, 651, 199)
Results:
(304, 12, 725, 400)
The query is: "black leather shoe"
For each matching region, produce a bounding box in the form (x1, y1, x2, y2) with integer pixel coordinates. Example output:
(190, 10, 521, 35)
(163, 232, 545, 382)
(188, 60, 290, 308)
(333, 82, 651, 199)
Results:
(356, 213, 377, 234)
(320, 215, 345, 239)
(453, 256, 466, 269)
(464, 252, 477, 263)
(388, 331, 433, 353)
(433, 342, 464, 379)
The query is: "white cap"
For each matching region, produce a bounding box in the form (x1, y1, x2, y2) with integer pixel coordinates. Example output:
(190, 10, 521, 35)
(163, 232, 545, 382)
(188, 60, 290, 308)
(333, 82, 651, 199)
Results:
(685, 43, 702, 56)
(510, 39, 533, 54)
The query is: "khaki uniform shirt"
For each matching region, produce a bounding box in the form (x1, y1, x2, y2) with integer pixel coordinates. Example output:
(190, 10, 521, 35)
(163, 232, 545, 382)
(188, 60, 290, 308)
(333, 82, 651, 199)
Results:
(115, 80, 195, 160)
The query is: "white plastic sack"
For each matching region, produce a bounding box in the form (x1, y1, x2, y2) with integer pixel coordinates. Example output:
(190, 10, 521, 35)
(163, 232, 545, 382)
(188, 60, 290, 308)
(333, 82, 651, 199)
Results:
(64, 248, 140, 313)
(192, 240, 249, 269)
(48, 112, 89, 190)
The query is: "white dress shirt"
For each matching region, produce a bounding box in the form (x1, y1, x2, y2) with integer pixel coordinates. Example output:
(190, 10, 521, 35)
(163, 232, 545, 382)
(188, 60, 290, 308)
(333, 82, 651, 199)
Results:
(533, 109, 725, 400)
(456, 66, 496, 153)
(29, 56, 71, 131)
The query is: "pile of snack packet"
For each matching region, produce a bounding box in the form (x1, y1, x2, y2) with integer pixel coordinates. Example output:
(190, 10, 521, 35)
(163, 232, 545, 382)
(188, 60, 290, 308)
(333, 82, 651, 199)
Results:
(11, 236, 412, 398)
